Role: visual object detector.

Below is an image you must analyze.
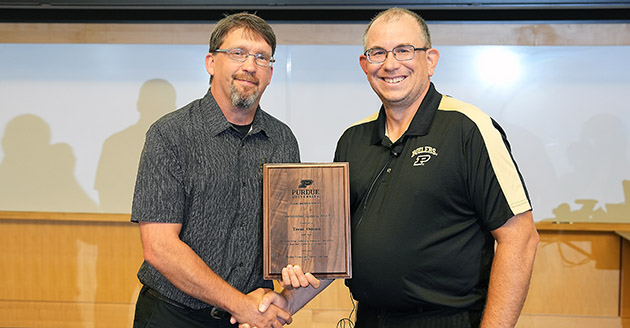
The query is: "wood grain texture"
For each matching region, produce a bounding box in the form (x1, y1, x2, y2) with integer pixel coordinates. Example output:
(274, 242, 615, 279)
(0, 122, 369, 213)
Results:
(522, 230, 620, 316)
(263, 163, 350, 279)
(2, 213, 630, 326)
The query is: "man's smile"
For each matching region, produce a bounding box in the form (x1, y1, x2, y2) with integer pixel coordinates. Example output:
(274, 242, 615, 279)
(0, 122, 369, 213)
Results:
(234, 73, 259, 86)
(382, 76, 406, 84)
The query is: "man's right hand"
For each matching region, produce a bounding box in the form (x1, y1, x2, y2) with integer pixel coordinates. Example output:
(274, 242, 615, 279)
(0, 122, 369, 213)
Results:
(230, 288, 292, 328)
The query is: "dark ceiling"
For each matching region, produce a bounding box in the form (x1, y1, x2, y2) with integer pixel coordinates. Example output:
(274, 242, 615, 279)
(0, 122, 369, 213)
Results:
(1, 0, 629, 22)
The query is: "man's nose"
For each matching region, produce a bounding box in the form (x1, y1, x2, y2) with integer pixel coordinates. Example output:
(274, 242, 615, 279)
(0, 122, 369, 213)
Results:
(382, 51, 400, 69)
(241, 54, 258, 70)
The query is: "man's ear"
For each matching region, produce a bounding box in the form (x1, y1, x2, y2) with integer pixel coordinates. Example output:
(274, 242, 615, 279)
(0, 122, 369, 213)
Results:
(426, 48, 440, 77)
(205, 53, 215, 76)
(265, 66, 274, 86)
(359, 55, 369, 75)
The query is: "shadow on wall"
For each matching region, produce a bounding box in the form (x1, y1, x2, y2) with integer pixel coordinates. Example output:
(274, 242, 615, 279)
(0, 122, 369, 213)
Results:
(0, 113, 97, 212)
(92, 79, 176, 326)
(0, 113, 92, 324)
(0, 80, 176, 326)
(499, 120, 559, 221)
(94, 78, 177, 214)
(548, 114, 630, 223)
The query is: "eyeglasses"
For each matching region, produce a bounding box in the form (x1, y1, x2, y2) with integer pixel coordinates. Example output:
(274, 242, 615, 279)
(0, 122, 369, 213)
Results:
(213, 48, 275, 67)
(364, 45, 430, 64)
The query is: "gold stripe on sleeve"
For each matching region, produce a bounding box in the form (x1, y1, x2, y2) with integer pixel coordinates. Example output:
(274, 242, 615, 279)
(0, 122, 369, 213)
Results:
(439, 96, 532, 215)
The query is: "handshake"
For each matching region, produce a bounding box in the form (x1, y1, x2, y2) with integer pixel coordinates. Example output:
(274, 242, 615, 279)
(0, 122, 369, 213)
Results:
(229, 265, 331, 328)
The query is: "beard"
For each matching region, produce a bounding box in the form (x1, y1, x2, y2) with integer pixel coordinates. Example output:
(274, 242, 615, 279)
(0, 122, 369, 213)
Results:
(230, 85, 259, 109)
(230, 73, 260, 109)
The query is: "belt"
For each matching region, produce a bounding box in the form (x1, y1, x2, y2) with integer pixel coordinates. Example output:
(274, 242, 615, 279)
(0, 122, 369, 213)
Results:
(145, 287, 231, 320)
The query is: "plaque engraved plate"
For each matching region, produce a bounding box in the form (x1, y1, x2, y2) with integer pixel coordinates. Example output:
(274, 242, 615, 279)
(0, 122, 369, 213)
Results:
(263, 163, 351, 280)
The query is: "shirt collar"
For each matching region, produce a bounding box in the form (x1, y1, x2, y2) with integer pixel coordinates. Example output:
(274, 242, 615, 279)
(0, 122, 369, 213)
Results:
(200, 89, 271, 139)
(370, 82, 442, 145)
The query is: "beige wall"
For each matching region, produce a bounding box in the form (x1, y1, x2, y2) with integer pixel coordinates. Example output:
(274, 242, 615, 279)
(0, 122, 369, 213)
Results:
(1, 22, 630, 45)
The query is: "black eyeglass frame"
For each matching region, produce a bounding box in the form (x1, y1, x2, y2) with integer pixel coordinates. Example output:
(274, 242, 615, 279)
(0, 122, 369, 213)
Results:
(212, 48, 275, 67)
(364, 45, 430, 64)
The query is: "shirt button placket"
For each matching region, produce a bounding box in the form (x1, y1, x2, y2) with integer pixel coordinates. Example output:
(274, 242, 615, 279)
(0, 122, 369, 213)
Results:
(236, 139, 246, 225)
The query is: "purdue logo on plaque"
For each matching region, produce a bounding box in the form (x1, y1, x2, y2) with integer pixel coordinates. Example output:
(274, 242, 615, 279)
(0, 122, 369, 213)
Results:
(262, 163, 351, 279)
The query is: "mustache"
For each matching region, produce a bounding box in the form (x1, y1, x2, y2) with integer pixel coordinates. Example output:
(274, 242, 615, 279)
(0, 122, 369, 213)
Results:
(233, 73, 259, 85)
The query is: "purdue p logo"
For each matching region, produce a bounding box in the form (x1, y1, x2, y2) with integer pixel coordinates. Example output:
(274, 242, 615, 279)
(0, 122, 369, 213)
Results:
(411, 146, 438, 166)
(298, 179, 313, 188)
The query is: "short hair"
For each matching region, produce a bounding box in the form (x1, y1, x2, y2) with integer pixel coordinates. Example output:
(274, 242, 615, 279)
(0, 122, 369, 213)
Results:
(207, 13, 276, 84)
(208, 12, 276, 56)
(363, 8, 432, 50)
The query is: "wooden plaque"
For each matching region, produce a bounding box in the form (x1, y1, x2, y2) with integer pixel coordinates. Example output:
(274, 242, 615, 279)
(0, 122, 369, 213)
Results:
(263, 162, 351, 280)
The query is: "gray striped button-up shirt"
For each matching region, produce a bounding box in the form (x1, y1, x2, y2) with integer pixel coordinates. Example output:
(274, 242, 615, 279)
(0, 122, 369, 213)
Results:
(131, 89, 300, 309)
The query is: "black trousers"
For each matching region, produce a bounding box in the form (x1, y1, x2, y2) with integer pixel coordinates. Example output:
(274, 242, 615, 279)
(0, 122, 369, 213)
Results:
(133, 286, 236, 328)
(355, 303, 482, 328)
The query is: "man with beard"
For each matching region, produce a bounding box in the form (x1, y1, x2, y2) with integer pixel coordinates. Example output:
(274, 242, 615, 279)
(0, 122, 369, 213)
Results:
(130, 13, 299, 328)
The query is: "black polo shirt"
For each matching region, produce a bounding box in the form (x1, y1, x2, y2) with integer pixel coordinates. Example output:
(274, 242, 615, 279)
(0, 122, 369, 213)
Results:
(334, 83, 531, 311)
